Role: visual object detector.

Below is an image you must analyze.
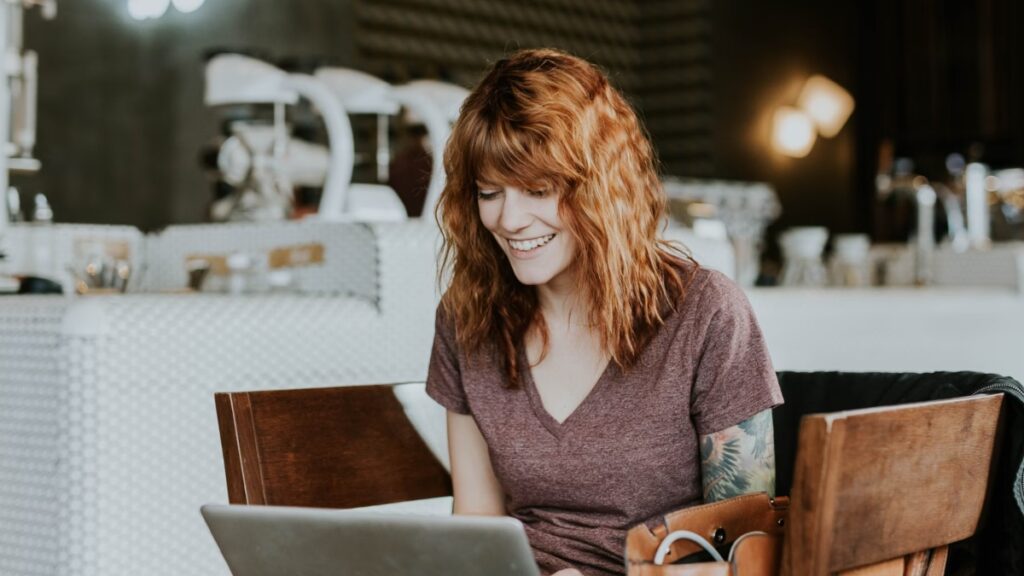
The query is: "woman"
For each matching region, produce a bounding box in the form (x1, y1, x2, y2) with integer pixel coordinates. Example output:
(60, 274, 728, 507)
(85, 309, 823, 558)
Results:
(426, 49, 783, 576)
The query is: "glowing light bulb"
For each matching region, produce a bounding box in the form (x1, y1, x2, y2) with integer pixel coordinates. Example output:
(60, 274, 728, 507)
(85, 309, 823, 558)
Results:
(798, 75, 855, 138)
(172, 0, 205, 13)
(772, 106, 816, 158)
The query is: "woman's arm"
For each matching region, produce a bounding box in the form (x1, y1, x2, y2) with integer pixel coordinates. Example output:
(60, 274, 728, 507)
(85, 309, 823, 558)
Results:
(447, 410, 506, 515)
(698, 409, 776, 502)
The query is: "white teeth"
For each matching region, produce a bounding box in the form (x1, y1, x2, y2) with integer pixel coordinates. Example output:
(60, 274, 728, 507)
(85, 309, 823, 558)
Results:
(509, 234, 555, 252)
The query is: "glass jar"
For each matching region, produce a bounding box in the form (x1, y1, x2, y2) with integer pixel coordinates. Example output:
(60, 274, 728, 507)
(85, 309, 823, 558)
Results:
(779, 227, 829, 287)
(829, 233, 872, 287)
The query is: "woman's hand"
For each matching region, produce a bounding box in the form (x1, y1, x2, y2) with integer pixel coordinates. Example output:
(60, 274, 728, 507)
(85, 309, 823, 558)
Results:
(550, 569, 585, 576)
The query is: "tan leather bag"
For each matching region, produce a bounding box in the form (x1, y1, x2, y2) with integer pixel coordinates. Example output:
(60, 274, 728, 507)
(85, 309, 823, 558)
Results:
(624, 492, 788, 576)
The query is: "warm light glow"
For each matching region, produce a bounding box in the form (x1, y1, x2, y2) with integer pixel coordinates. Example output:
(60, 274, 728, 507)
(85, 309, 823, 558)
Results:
(798, 75, 855, 138)
(171, 0, 205, 13)
(772, 106, 816, 158)
(128, 0, 170, 20)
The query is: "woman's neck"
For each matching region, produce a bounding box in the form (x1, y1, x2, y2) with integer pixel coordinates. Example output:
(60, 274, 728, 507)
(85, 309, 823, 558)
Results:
(536, 272, 586, 329)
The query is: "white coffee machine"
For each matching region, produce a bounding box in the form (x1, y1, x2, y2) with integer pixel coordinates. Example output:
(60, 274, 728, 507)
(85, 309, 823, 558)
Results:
(203, 54, 468, 223)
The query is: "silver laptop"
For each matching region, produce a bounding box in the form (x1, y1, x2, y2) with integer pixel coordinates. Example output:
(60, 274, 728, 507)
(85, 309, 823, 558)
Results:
(201, 504, 541, 576)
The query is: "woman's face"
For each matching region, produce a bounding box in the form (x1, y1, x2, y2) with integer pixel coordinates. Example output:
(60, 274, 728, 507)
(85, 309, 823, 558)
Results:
(476, 182, 578, 290)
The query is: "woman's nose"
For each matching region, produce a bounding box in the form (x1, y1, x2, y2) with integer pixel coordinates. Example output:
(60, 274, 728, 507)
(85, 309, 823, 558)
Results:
(498, 189, 532, 232)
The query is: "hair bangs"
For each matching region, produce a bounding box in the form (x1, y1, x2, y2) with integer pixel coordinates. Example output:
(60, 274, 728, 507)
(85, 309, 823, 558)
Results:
(466, 114, 578, 193)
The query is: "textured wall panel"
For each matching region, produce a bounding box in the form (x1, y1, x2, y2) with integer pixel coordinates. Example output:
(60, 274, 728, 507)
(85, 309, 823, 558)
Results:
(355, 0, 640, 91)
(636, 0, 714, 177)
(355, 0, 713, 177)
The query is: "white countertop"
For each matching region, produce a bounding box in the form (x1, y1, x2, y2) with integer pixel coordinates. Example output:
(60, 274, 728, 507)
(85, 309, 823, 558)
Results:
(749, 286, 1024, 381)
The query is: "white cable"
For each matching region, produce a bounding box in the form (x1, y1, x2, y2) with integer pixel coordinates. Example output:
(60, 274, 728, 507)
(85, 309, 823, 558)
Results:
(727, 530, 769, 563)
(653, 530, 724, 565)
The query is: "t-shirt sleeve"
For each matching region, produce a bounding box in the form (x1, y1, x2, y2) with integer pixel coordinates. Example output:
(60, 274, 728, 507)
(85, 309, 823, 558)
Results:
(425, 304, 471, 415)
(690, 271, 784, 435)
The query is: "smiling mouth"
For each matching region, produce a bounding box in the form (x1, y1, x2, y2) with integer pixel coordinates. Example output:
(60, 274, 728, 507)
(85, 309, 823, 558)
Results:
(507, 234, 556, 252)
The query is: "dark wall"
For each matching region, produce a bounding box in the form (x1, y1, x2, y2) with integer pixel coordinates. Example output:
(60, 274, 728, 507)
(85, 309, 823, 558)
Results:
(857, 0, 1024, 238)
(635, 1, 714, 177)
(710, 0, 861, 238)
(708, 0, 1024, 250)
(354, 0, 639, 88)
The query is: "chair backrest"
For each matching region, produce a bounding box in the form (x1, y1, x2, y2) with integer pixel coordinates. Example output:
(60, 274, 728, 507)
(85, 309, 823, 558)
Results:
(782, 393, 1004, 576)
(214, 384, 452, 508)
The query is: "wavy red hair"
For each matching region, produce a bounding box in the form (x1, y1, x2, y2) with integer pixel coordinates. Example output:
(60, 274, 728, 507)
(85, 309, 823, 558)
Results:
(436, 48, 694, 388)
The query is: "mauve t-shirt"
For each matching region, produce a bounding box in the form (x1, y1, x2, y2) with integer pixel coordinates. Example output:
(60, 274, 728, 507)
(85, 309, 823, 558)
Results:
(426, 266, 783, 576)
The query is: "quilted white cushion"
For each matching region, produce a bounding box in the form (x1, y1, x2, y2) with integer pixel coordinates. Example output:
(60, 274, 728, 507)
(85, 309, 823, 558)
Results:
(392, 382, 450, 471)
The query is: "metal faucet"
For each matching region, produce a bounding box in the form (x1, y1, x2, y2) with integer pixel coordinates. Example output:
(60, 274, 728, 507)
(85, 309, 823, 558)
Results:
(914, 183, 936, 285)
(964, 162, 991, 249)
(935, 183, 970, 252)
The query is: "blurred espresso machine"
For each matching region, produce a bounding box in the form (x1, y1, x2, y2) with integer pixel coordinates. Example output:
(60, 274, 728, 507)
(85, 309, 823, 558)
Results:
(0, 0, 56, 249)
(201, 53, 468, 223)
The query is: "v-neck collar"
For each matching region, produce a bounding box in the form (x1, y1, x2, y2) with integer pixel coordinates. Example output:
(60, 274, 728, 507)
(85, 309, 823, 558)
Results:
(517, 344, 616, 439)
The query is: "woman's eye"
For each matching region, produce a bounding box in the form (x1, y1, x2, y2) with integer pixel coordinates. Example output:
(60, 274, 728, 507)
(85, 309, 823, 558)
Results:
(528, 189, 549, 197)
(477, 189, 500, 200)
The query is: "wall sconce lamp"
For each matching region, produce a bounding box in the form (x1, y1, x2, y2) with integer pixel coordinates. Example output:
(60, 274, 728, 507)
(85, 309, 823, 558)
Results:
(772, 74, 854, 157)
(798, 75, 855, 137)
(128, 0, 205, 21)
(772, 106, 817, 158)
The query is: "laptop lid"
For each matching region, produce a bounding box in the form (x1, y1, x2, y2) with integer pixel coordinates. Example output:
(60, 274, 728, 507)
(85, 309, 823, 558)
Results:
(201, 504, 541, 576)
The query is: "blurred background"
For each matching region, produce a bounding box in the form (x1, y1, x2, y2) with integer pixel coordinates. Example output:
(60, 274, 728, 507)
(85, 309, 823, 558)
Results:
(16, 0, 1022, 244)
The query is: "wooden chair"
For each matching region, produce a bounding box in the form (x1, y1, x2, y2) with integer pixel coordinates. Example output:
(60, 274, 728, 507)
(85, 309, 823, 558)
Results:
(782, 393, 1005, 576)
(214, 384, 452, 508)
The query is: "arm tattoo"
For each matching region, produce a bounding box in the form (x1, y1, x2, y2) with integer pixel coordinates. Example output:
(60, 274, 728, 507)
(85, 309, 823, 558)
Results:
(699, 409, 776, 502)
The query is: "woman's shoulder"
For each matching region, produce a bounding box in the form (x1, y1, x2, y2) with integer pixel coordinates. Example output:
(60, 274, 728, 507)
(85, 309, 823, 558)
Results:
(668, 260, 750, 320)
(433, 297, 495, 355)
(432, 298, 459, 343)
